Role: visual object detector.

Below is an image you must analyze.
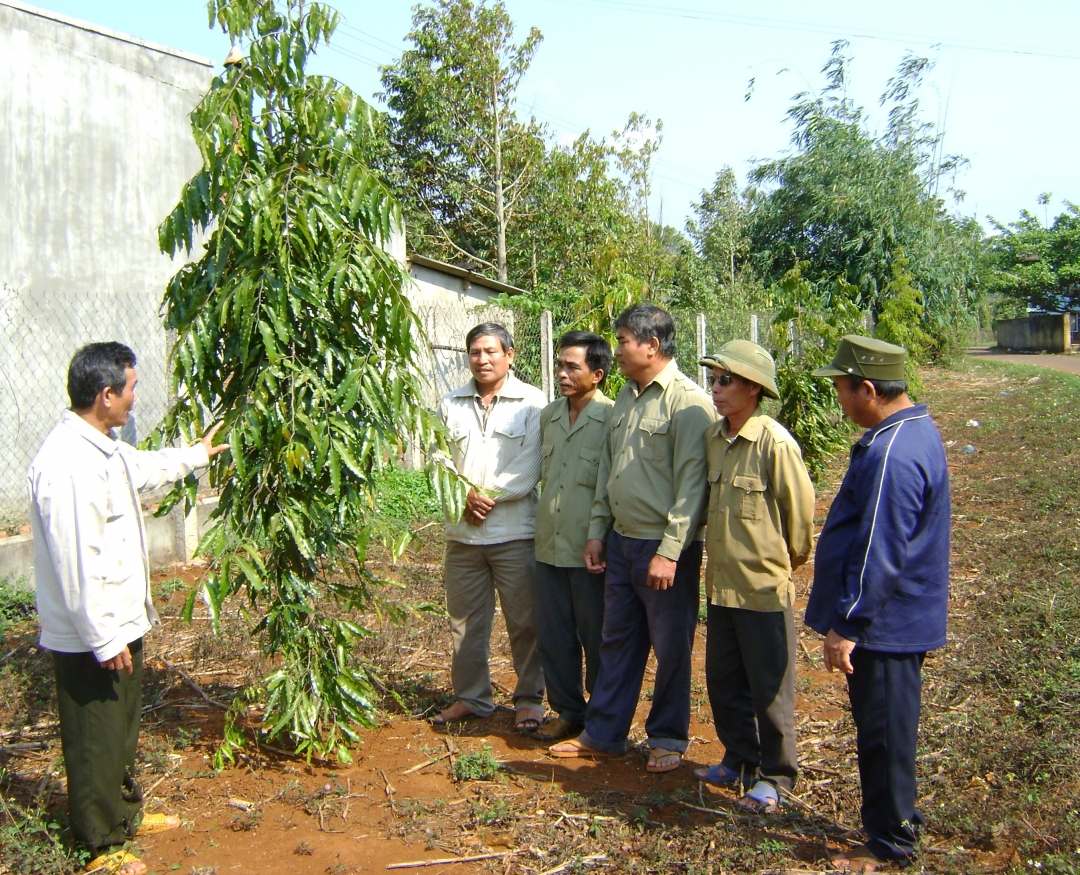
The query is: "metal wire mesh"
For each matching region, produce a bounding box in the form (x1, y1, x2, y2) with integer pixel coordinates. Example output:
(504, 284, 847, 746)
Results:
(0, 282, 171, 525)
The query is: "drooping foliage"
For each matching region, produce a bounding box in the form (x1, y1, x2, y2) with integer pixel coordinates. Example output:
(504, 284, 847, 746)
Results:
(156, 0, 463, 762)
(987, 201, 1080, 313)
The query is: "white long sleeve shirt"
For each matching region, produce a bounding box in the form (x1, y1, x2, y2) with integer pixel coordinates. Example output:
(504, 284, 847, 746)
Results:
(28, 411, 209, 661)
(437, 373, 545, 545)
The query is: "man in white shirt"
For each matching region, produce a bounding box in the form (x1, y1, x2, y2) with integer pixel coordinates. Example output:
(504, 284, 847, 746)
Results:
(431, 323, 547, 731)
(29, 342, 225, 875)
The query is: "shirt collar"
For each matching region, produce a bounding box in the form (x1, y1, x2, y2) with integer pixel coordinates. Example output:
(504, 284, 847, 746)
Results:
(858, 403, 929, 446)
(722, 410, 766, 442)
(61, 409, 119, 456)
(450, 372, 531, 401)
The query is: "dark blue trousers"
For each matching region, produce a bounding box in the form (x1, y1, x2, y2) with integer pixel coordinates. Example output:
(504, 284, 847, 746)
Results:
(578, 531, 701, 754)
(848, 648, 926, 863)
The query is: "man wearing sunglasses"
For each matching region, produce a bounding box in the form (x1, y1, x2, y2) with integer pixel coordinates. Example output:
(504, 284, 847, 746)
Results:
(693, 341, 815, 814)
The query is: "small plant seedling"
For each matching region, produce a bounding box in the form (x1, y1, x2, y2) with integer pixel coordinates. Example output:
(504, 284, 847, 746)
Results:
(452, 745, 500, 781)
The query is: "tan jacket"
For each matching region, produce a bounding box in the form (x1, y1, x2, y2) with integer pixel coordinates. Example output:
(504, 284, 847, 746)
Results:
(704, 411, 815, 611)
(588, 359, 716, 560)
(535, 393, 614, 567)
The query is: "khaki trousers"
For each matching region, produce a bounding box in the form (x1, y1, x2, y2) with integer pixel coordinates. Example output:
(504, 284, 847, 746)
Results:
(444, 539, 544, 716)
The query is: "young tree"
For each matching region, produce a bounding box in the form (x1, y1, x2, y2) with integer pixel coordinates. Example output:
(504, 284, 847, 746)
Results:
(987, 201, 1080, 312)
(687, 166, 750, 290)
(157, 0, 461, 762)
(380, 0, 544, 283)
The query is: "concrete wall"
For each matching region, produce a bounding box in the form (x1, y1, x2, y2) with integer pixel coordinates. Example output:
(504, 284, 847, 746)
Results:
(0, 1, 213, 513)
(996, 314, 1073, 353)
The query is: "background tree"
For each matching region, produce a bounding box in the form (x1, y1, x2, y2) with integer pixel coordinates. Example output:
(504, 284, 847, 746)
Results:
(745, 43, 983, 361)
(986, 201, 1080, 313)
(157, 0, 462, 762)
(380, 0, 544, 283)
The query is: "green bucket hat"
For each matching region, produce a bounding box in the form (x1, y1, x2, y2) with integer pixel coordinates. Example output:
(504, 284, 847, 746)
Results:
(699, 340, 780, 400)
(812, 335, 907, 381)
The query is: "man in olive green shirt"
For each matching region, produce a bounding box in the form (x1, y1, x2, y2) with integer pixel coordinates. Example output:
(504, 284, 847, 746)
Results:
(551, 304, 715, 772)
(693, 341, 815, 812)
(533, 332, 614, 742)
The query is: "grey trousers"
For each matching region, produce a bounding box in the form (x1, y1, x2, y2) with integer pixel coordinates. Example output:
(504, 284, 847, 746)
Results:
(444, 539, 545, 716)
(534, 562, 605, 727)
(53, 638, 145, 853)
(705, 604, 798, 792)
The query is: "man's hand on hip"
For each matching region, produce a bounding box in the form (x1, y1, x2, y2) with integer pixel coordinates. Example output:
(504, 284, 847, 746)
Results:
(646, 554, 677, 590)
(583, 539, 606, 573)
(99, 645, 133, 675)
(823, 629, 856, 674)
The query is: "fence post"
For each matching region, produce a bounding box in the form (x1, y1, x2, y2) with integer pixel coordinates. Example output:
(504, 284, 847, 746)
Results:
(750, 313, 759, 345)
(540, 309, 554, 402)
(696, 312, 708, 389)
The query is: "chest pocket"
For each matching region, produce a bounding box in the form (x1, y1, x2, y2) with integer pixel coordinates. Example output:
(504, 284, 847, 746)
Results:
(493, 417, 526, 444)
(732, 474, 767, 521)
(638, 416, 670, 461)
(707, 467, 722, 510)
(576, 447, 601, 488)
(541, 441, 555, 481)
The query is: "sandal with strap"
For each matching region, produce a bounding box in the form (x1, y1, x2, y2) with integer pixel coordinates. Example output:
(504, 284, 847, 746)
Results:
(646, 747, 683, 773)
(693, 762, 745, 787)
(84, 850, 146, 875)
(736, 779, 780, 813)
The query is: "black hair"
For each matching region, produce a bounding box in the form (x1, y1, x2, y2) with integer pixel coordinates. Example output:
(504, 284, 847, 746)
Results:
(465, 322, 514, 353)
(846, 375, 908, 401)
(558, 330, 613, 387)
(67, 342, 136, 409)
(614, 303, 676, 358)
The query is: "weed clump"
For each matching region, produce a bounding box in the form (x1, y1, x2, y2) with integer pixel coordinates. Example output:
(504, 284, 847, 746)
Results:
(452, 745, 500, 782)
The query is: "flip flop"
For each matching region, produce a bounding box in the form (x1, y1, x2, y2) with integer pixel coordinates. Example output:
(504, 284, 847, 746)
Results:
(736, 779, 780, 813)
(830, 843, 888, 873)
(84, 850, 146, 875)
(429, 702, 482, 725)
(135, 813, 181, 835)
(693, 762, 744, 786)
(514, 705, 546, 733)
(646, 748, 682, 773)
(549, 737, 620, 758)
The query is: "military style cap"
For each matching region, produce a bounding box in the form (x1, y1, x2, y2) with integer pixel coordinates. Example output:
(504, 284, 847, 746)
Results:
(699, 339, 780, 399)
(812, 335, 907, 381)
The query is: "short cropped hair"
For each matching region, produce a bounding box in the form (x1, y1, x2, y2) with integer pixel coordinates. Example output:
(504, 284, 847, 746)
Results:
(614, 304, 676, 359)
(559, 330, 613, 387)
(67, 342, 137, 409)
(465, 322, 514, 353)
(846, 375, 908, 402)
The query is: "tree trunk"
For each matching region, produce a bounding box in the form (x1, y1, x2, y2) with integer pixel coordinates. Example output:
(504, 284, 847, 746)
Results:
(492, 73, 508, 284)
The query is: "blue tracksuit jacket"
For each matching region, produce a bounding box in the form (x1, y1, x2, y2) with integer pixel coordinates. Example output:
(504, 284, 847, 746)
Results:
(805, 404, 950, 653)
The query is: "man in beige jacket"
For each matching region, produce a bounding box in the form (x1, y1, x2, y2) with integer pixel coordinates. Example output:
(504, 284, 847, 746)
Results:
(693, 341, 815, 812)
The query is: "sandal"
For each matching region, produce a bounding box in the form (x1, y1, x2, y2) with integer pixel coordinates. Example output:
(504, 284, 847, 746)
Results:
(646, 747, 682, 773)
(135, 813, 181, 836)
(549, 737, 620, 758)
(514, 705, 546, 733)
(693, 762, 745, 787)
(830, 843, 888, 873)
(532, 716, 581, 741)
(84, 850, 146, 875)
(430, 701, 481, 725)
(736, 779, 780, 813)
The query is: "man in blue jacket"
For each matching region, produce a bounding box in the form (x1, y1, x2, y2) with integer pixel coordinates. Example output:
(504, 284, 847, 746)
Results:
(806, 336, 950, 873)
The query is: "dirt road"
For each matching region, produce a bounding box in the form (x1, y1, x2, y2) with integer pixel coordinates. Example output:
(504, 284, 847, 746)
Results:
(968, 347, 1080, 375)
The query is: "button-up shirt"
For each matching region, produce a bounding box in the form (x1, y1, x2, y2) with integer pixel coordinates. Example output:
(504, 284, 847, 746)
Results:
(28, 411, 210, 661)
(588, 358, 716, 560)
(438, 372, 546, 545)
(704, 411, 815, 611)
(535, 393, 614, 567)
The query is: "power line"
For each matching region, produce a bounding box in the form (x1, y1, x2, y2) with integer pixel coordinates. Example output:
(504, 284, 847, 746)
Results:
(535, 0, 1080, 61)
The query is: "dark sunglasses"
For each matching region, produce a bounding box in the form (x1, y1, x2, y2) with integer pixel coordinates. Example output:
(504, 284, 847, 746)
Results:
(706, 373, 736, 388)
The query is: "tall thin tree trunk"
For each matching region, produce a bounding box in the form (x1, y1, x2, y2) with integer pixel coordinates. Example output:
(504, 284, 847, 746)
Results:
(492, 73, 507, 284)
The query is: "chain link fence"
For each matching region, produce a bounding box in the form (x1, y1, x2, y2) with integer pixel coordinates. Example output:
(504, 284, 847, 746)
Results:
(0, 282, 171, 528)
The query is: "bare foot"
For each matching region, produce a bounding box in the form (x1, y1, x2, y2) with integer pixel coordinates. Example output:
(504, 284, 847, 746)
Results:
(830, 844, 887, 873)
(429, 701, 479, 725)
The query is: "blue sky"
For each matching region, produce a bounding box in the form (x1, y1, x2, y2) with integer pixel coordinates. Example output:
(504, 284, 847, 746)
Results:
(29, 0, 1080, 234)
